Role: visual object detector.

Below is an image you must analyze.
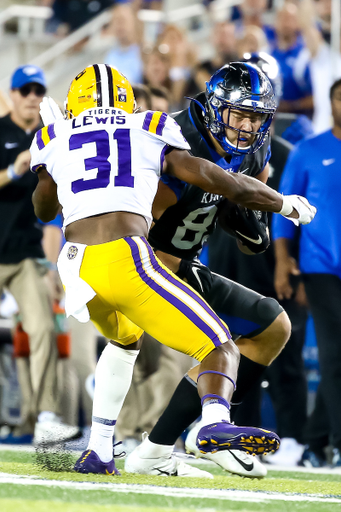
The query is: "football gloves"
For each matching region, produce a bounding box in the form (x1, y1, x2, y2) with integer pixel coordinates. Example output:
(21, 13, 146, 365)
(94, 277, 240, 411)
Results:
(279, 195, 317, 226)
(39, 96, 64, 126)
(218, 200, 270, 254)
(176, 259, 213, 298)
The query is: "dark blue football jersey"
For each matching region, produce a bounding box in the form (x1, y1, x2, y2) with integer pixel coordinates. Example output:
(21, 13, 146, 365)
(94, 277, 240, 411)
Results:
(148, 93, 271, 260)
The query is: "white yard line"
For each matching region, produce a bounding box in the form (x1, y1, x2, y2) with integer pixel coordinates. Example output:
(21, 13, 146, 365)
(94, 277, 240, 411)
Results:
(1, 445, 341, 475)
(0, 472, 340, 504)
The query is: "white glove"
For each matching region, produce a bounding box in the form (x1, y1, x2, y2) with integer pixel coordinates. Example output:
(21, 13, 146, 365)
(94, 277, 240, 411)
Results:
(39, 96, 64, 126)
(279, 195, 317, 226)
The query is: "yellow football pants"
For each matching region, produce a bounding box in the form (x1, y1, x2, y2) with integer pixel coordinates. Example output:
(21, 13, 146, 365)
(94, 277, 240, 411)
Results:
(79, 236, 231, 362)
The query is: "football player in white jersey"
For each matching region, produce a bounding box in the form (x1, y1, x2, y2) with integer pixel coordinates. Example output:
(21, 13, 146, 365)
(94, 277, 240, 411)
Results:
(31, 64, 315, 476)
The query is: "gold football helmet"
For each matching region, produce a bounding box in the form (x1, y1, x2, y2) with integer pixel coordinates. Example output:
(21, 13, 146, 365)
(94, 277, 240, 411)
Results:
(64, 64, 135, 119)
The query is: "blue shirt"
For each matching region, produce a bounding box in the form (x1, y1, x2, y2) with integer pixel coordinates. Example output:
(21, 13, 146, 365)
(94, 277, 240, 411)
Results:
(105, 44, 143, 85)
(272, 37, 312, 101)
(272, 130, 341, 277)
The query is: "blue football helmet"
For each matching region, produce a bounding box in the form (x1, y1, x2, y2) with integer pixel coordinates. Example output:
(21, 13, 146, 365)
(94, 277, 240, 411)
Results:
(242, 52, 282, 105)
(205, 62, 277, 155)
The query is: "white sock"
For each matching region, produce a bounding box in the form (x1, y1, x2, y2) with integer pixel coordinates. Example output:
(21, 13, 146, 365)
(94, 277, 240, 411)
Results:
(87, 343, 139, 462)
(201, 402, 230, 426)
(139, 436, 174, 459)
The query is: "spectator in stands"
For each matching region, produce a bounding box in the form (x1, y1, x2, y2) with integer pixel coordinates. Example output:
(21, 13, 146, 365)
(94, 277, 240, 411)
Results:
(105, 3, 143, 85)
(143, 47, 172, 98)
(233, 0, 276, 47)
(272, 78, 341, 468)
(48, 0, 115, 34)
(298, 0, 341, 133)
(187, 21, 238, 96)
(0, 65, 79, 446)
(132, 84, 152, 112)
(271, 2, 314, 118)
(132, 0, 162, 9)
(156, 24, 197, 109)
(315, 0, 332, 43)
(149, 85, 169, 112)
(236, 25, 269, 58)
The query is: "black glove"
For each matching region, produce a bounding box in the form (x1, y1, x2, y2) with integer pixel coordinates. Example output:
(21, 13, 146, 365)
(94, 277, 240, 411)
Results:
(218, 199, 270, 254)
(176, 259, 213, 297)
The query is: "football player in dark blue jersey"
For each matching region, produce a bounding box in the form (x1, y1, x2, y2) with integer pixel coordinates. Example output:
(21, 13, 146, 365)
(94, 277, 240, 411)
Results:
(125, 62, 302, 478)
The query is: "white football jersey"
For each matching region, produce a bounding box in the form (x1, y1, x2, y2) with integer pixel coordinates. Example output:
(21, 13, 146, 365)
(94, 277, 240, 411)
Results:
(30, 108, 190, 229)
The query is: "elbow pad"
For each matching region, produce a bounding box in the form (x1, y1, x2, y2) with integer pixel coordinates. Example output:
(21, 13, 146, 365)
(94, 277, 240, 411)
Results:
(218, 199, 270, 254)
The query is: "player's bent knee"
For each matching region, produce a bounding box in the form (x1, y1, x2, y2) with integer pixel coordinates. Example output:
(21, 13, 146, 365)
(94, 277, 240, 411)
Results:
(256, 296, 284, 326)
(256, 296, 291, 346)
(273, 310, 291, 345)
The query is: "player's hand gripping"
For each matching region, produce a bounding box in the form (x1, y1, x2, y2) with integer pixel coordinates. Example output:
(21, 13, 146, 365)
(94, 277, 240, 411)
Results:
(279, 195, 316, 225)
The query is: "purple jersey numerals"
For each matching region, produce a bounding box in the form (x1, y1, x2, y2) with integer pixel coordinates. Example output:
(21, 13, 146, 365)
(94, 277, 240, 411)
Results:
(70, 129, 134, 194)
(114, 129, 134, 188)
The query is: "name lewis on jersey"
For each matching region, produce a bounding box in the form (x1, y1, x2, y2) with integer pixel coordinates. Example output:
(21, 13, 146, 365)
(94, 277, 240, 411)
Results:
(72, 109, 126, 129)
(201, 192, 222, 204)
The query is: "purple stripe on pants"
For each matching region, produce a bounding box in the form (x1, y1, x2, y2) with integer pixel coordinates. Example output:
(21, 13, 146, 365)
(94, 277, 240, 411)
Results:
(142, 239, 231, 341)
(125, 237, 223, 347)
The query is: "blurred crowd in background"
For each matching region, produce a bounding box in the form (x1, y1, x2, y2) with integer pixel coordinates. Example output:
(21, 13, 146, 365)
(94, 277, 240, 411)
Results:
(0, 0, 340, 468)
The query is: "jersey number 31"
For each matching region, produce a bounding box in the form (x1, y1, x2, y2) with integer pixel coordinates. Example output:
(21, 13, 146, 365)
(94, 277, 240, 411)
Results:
(70, 129, 134, 193)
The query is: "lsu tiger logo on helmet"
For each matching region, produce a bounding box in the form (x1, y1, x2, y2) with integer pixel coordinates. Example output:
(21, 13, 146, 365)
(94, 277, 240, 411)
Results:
(64, 64, 135, 119)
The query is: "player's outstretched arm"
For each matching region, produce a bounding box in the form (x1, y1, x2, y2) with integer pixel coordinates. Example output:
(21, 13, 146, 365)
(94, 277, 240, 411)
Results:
(32, 167, 60, 222)
(164, 149, 316, 225)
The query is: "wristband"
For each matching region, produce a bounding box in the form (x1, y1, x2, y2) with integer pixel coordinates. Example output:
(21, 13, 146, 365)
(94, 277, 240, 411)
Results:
(279, 195, 294, 216)
(7, 164, 19, 181)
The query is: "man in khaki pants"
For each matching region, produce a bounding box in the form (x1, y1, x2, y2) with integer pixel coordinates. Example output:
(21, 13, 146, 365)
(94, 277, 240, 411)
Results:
(0, 65, 78, 445)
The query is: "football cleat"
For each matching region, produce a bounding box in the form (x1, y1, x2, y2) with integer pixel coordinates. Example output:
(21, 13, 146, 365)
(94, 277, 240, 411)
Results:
(74, 450, 120, 475)
(185, 421, 267, 478)
(196, 421, 280, 456)
(125, 434, 213, 478)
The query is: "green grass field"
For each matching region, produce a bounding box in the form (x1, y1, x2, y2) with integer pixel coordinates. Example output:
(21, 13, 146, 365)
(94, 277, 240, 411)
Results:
(1, 448, 341, 512)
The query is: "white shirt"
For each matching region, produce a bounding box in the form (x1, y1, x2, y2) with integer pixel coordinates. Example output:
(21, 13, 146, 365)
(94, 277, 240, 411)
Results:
(30, 108, 190, 229)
